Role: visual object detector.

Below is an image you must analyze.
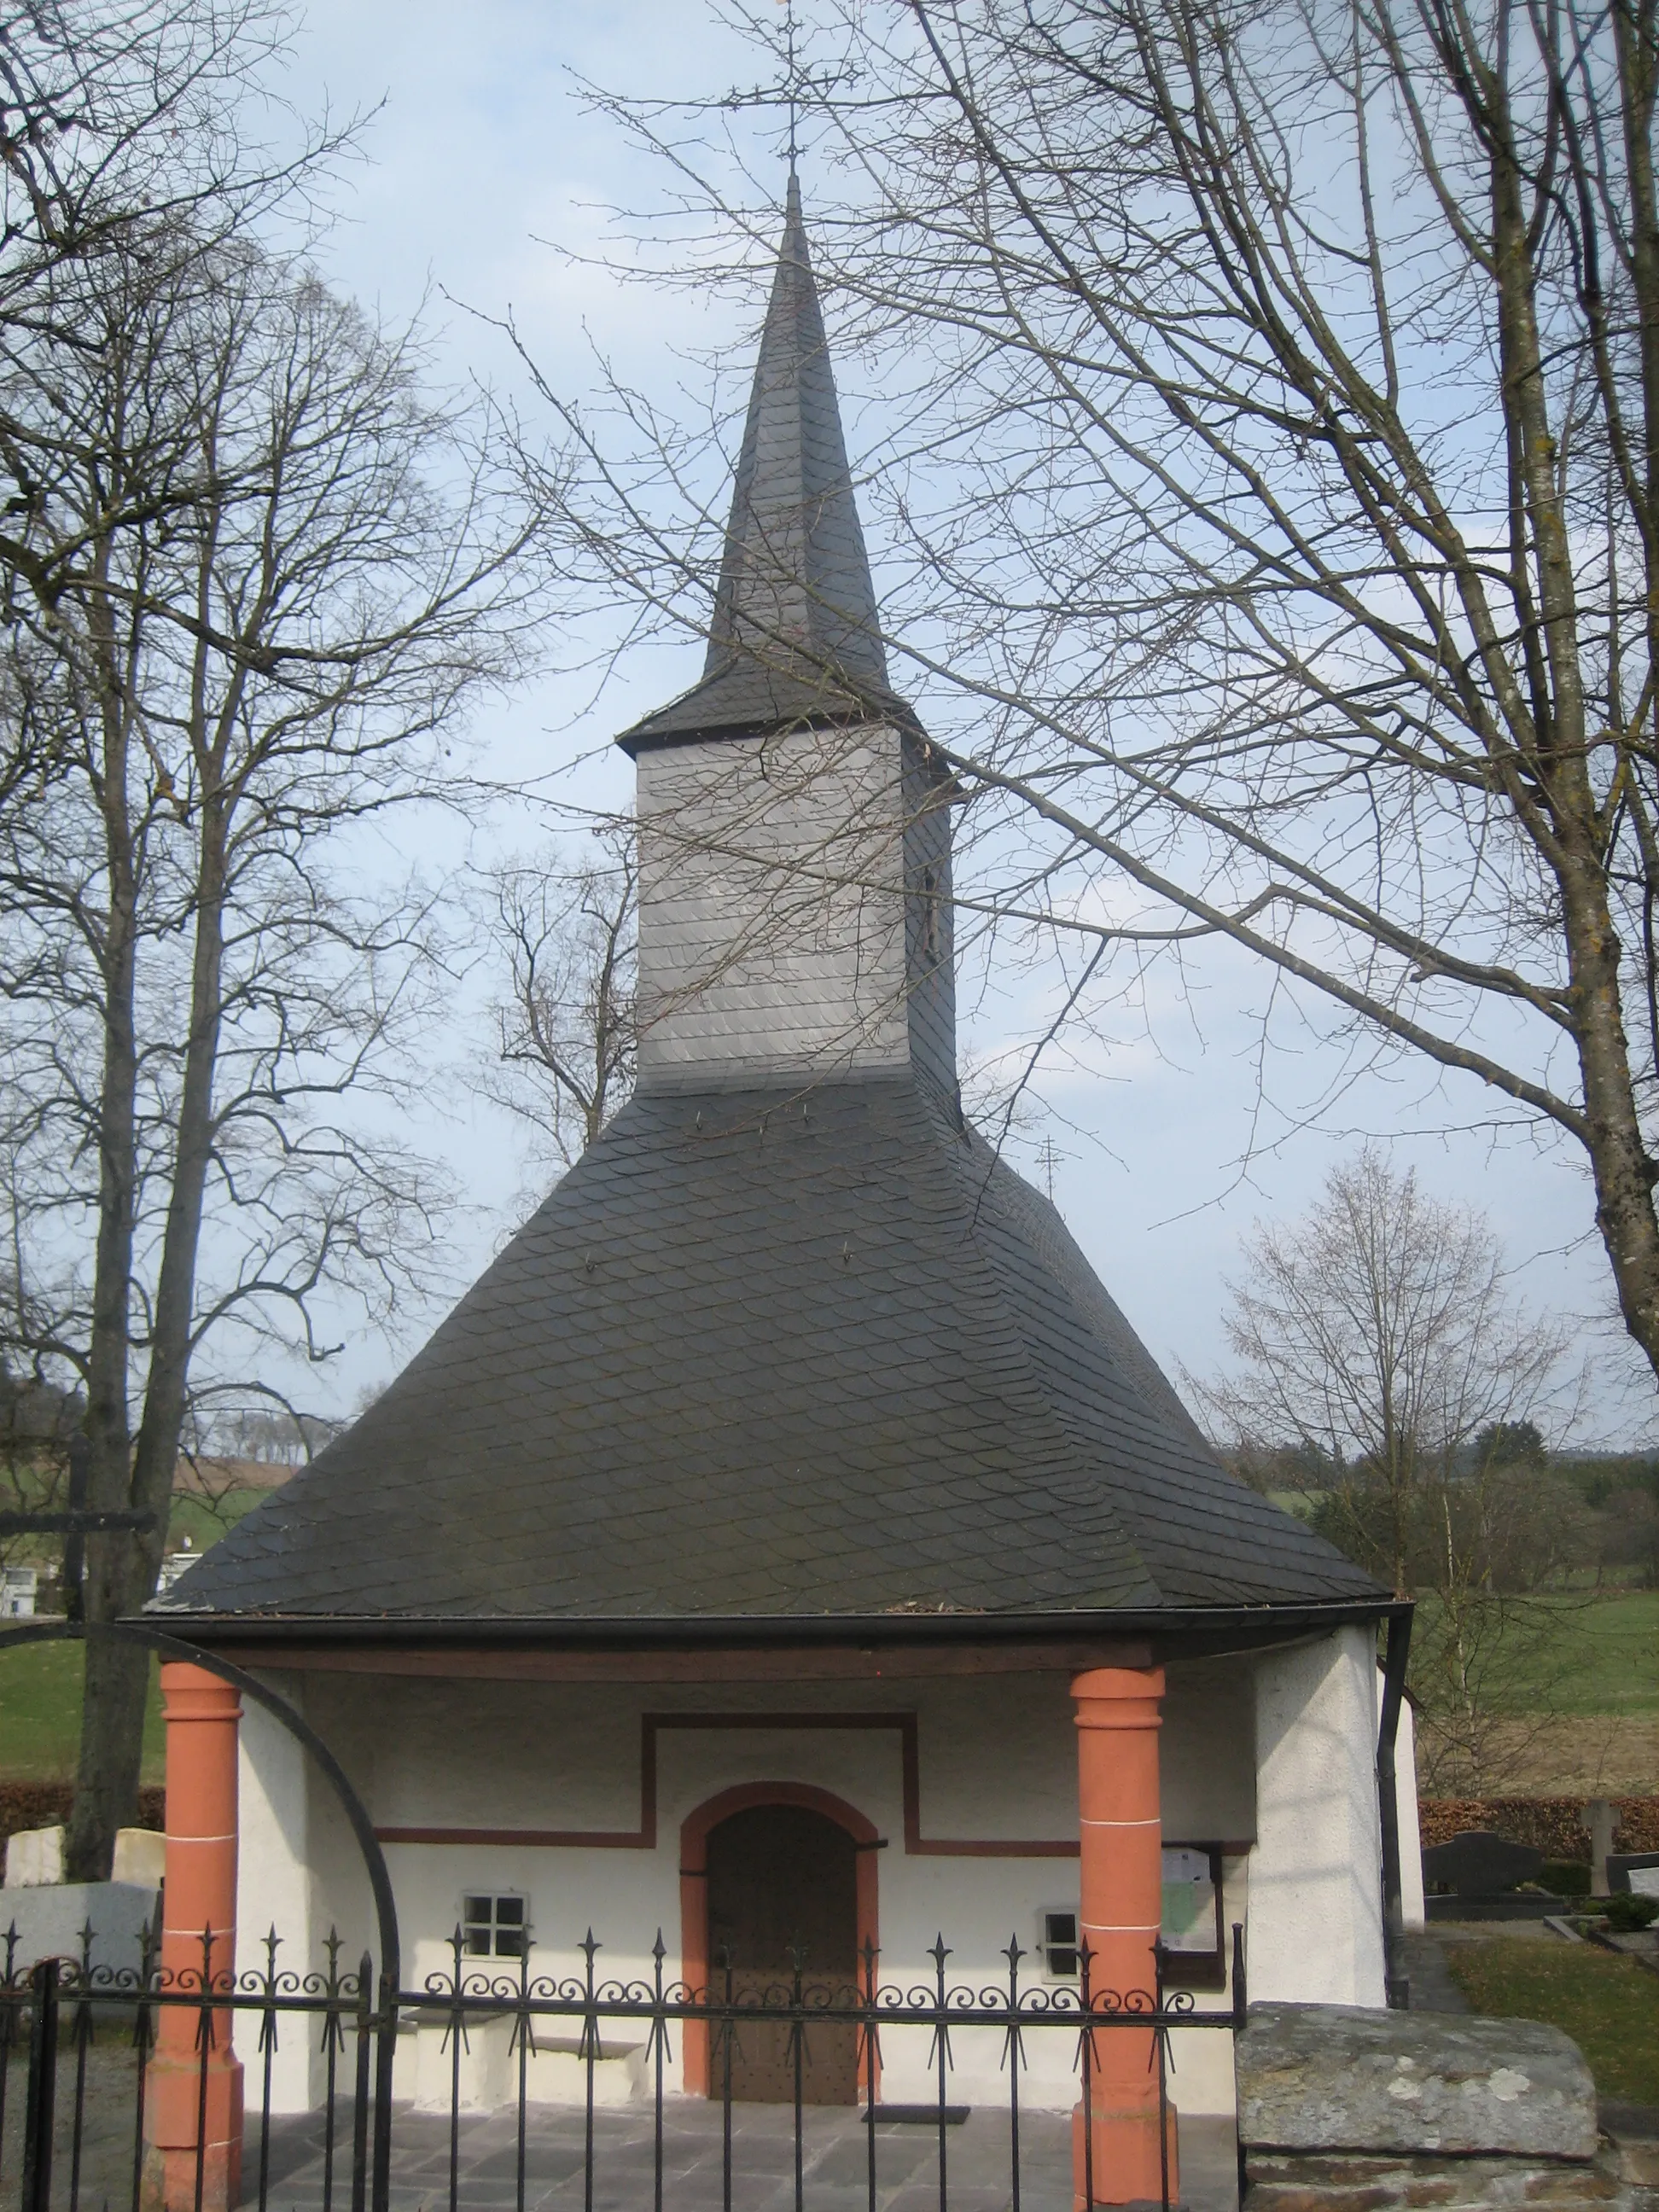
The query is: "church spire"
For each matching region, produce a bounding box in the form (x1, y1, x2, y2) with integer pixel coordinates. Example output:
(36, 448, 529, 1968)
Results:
(620, 176, 901, 752)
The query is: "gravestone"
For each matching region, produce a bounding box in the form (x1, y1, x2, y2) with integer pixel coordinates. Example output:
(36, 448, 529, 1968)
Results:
(1420, 1830, 1542, 1896)
(1588, 1798, 1616, 1896)
(1610, 1852, 1659, 1899)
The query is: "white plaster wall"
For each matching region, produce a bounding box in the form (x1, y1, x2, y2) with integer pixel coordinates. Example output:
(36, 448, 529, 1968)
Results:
(268, 1668, 1260, 2117)
(1249, 1629, 1386, 2007)
(237, 1673, 324, 2113)
(1397, 1694, 1425, 1930)
(1161, 1661, 1255, 1842)
(300, 1674, 383, 1976)
(635, 725, 911, 1086)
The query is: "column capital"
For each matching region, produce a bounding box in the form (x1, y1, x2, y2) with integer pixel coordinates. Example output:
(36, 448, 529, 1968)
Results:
(159, 1662, 242, 1723)
(1070, 1663, 1164, 1718)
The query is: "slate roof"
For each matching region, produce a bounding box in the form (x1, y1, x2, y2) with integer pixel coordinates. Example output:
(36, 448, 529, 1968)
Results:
(620, 176, 913, 753)
(155, 1074, 1382, 1623)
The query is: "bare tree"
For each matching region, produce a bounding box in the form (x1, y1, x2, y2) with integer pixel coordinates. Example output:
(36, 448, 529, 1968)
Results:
(1198, 1146, 1588, 1789)
(0, 1, 352, 783)
(479, 826, 637, 1173)
(1198, 1145, 1570, 1592)
(0, 219, 542, 1877)
(537, 0, 1659, 1397)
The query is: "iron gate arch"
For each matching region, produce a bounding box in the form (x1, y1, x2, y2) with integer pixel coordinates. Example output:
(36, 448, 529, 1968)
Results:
(0, 1615, 402, 2211)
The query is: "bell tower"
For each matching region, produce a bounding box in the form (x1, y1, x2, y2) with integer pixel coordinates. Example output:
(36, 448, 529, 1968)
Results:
(619, 177, 955, 1098)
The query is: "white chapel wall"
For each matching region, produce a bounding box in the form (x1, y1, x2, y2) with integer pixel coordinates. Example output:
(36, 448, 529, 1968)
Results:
(635, 724, 911, 1088)
(237, 1674, 323, 2113)
(247, 1664, 1267, 2117)
(1396, 1691, 1425, 1928)
(1249, 1627, 1386, 2007)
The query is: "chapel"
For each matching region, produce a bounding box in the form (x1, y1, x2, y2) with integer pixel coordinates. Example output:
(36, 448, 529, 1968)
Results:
(151, 178, 1416, 2203)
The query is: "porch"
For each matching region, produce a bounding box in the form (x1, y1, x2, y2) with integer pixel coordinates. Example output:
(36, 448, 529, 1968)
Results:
(259, 2093, 1243, 2212)
(0, 2030, 1243, 2212)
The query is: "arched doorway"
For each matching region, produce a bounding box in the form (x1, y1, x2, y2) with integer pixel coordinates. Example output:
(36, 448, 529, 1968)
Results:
(708, 1804, 855, 2102)
(679, 1783, 878, 2103)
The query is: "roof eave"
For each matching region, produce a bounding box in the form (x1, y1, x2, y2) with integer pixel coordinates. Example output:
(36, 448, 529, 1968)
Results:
(137, 1596, 1403, 1661)
(617, 689, 924, 759)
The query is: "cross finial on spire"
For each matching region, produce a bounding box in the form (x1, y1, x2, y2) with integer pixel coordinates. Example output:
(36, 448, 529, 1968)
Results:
(783, 0, 799, 172)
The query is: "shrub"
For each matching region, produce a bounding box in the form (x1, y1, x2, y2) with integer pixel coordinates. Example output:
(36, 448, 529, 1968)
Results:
(1541, 1859, 1592, 1895)
(1603, 1892, 1659, 1931)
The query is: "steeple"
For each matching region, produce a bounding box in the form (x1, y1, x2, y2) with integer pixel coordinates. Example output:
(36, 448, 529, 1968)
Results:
(621, 176, 904, 752)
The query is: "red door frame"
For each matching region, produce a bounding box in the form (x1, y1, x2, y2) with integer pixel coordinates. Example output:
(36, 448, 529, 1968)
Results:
(678, 1782, 881, 2098)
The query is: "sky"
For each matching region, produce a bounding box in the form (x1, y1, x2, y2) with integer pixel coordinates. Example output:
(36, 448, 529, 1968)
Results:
(271, 0, 1656, 1445)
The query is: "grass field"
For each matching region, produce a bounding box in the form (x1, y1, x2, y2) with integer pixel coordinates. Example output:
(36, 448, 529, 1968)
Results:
(0, 1642, 164, 1782)
(0, 1480, 265, 1784)
(164, 1483, 276, 1550)
(1446, 1936, 1659, 2103)
(1543, 1589, 1659, 1714)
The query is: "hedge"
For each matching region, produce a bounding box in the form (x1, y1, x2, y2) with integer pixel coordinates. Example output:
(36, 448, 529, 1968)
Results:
(1418, 1796, 1659, 1858)
(0, 1780, 164, 1860)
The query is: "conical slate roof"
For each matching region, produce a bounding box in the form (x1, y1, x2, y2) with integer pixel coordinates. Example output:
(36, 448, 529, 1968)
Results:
(621, 177, 912, 751)
(156, 1074, 1380, 1623)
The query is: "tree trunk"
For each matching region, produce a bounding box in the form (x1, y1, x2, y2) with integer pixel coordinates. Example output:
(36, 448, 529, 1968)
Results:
(67, 1639, 154, 1880)
(66, 600, 143, 1886)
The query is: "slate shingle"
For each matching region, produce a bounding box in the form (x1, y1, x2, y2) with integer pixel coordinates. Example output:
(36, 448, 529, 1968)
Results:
(155, 1074, 1382, 1622)
(619, 176, 914, 753)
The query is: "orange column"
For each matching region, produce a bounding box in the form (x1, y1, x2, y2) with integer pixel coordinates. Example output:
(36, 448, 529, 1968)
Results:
(1071, 1666, 1178, 2209)
(146, 1664, 244, 2212)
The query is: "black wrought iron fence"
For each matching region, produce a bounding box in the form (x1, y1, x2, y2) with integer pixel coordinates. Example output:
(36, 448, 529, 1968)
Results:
(0, 1921, 1244, 2212)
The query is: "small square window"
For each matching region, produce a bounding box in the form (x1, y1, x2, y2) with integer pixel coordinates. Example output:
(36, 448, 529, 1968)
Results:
(1039, 1908, 1079, 1981)
(462, 1893, 528, 1959)
(1160, 1848, 1218, 1955)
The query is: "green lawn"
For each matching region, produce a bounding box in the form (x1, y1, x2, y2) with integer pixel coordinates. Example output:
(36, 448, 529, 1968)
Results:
(0, 1481, 269, 1781)
(0, 1641, 165, 1782)
(1543, 1589, 1659, 1714)
(165, 1483, 276, 1550)
(1446, 1936, 1659, 2103)
(1407, 1586, 1659, 1718)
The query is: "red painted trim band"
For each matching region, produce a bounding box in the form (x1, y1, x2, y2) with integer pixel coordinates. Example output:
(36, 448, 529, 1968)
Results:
(372, 1712, 1082, 1858)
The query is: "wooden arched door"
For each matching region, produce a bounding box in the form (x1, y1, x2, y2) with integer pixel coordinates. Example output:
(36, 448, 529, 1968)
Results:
(705, 1803, 859, 2104)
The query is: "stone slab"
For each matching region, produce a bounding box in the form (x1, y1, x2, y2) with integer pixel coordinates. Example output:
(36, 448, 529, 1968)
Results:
(1237, 2004, 1598, 2162)
(0, 1879, 160, 1976)
(1399, 1933, 1471, 2015)
(1600, 2103, 1659, 2189)
(112, 1826, 166, 1886)
(3, 1822, 65, 1886)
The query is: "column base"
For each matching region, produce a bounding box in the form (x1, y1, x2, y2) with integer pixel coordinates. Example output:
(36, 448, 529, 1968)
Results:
(144, 2054, 244, 2212)
(140, 2140, 244, 2212)
(1072, 2092, 1181, 2210)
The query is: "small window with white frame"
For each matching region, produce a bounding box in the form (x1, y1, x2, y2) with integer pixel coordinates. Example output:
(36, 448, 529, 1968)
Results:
(1037, 1907, 1080, 1982)
(463, 1893, 527, 1959)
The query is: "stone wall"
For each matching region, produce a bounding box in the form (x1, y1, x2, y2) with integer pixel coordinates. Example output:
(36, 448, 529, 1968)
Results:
(1237, 2002, 1634, 2211)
